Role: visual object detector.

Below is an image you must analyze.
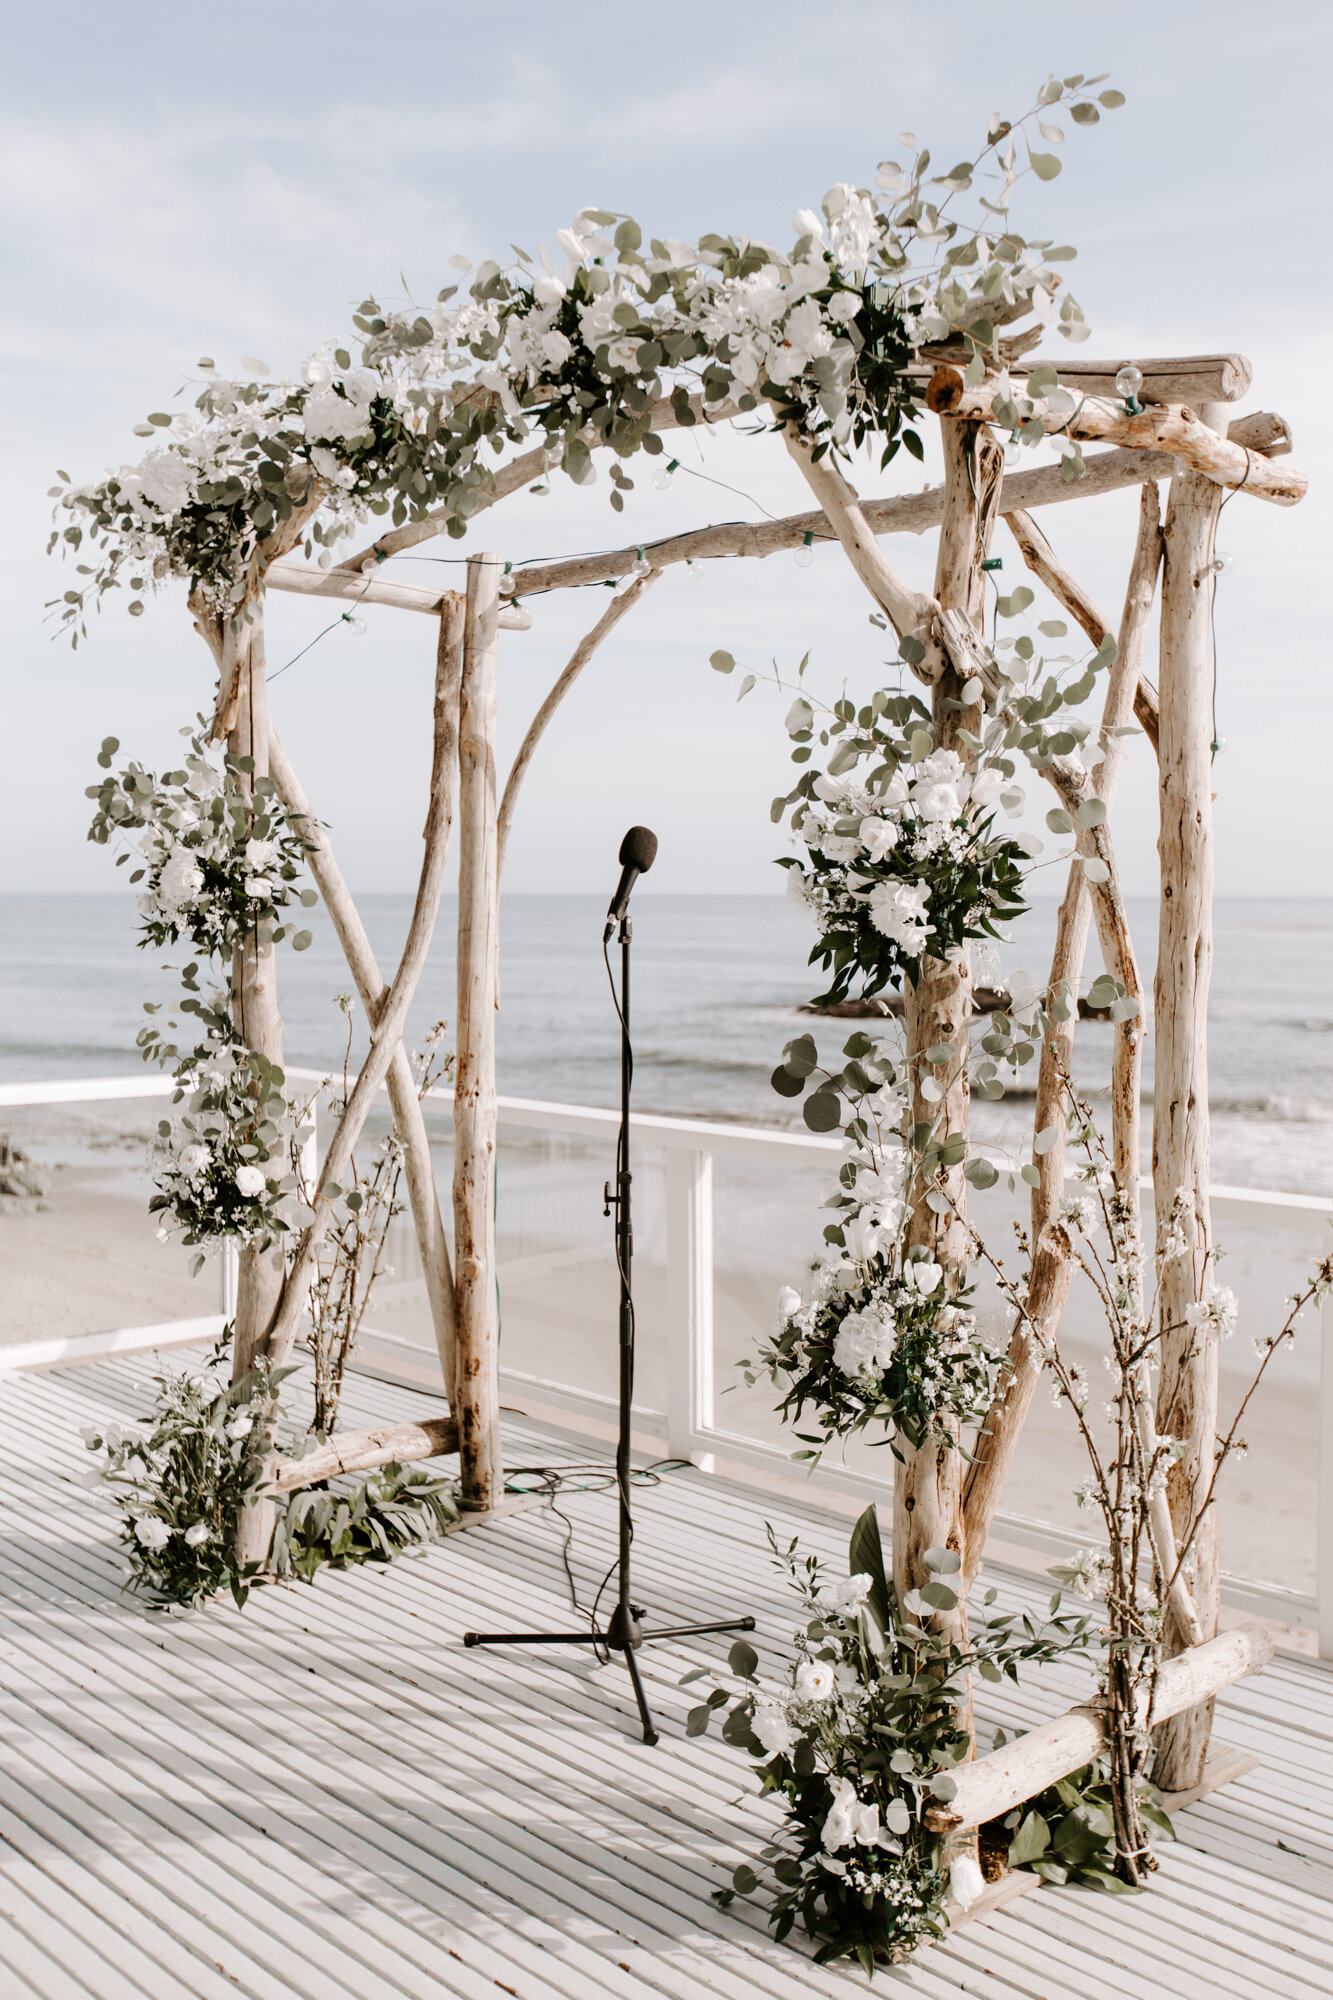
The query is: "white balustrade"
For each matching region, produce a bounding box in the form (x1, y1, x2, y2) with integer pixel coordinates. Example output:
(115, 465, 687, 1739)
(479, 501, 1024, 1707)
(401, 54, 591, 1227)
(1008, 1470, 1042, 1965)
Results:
(2, 1069, 1329, 1651)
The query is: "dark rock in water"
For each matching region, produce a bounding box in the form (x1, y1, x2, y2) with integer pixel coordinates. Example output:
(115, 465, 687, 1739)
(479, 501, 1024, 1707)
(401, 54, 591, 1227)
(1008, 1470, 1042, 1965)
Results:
(798, 985, 1115, 1022)
(0, 1137, 50, 1202)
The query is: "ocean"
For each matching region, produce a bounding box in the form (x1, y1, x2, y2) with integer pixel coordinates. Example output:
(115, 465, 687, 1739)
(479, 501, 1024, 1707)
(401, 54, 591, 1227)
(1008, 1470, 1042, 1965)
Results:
(3, 892, 1333, 1195)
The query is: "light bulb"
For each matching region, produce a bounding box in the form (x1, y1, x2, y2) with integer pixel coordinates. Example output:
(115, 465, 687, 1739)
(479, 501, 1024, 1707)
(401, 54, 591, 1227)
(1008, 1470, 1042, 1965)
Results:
(652, 457, 679, 492)
(614, 557, 651, 596)
(360, 555, 381, 575)
(344, 615, 367, 637)
(1114, 364, 1143, 400)
(685, 558, 703, 578)
(1003, 436, 1021, 468)
(795, 533, 815, 569)
(1209, 550, 1235, 578)
(498, 573, 517, 598)
(1211, 736, 1229, 757)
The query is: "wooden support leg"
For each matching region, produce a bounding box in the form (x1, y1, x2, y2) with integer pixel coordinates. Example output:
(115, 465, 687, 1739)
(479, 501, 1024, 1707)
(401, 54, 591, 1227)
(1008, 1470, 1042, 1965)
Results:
(454, 554, 504, 1513)
(895, 422, 1003, 1763)
(1152, 414, 1227, 1790)
(226, 601, 285, 1568)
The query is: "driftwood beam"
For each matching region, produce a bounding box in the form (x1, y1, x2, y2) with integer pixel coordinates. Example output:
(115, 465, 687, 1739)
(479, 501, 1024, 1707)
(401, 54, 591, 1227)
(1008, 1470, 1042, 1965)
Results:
(924, 1626, 1273, 1836)
(272, 1417, 458, 1494)
(1014, 353, 1253, 406)
(265, 560, 531, 628)
(926, 372, 1305, 506)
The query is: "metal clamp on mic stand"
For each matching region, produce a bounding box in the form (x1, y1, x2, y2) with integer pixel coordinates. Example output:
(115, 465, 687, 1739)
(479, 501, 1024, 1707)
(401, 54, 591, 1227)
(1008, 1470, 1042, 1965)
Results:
(464, 827, 754, 1744)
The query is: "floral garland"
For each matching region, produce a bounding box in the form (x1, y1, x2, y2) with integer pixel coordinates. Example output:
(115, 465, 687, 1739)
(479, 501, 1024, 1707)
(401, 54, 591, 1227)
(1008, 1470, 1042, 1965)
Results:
(89, 727, 316, 1254)
(693, 1507, 1091, 1972)
(88, 720, 315, 954)
(48, 76, 1124, 633)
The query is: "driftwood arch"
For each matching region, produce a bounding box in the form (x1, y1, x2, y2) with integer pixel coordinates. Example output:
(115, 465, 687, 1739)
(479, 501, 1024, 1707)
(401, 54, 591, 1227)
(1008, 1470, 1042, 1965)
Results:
(194, 343, 1304, 1803)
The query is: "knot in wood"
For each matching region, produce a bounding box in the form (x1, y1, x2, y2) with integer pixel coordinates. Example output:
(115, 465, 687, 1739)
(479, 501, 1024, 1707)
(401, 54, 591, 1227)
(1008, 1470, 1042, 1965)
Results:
(925, 365, 965, 415)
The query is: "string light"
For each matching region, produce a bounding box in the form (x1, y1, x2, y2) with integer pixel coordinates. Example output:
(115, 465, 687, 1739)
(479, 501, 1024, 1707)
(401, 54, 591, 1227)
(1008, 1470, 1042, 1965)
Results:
(795, 531, 816, 569)
(342, 613, 366, 636)
(652, 457, 680, 492)
(1114, 363, 1143, 416)
(1207, 551, 1235, 577)
(1003, 436, 1022, 468)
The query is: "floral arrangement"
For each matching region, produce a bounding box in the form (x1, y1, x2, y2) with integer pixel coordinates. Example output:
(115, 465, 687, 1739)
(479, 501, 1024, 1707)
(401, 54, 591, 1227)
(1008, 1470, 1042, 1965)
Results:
(82, 1345, 292, 1607)
(48, 77, 1124, 634)
(691, 1506, 1092, 1973)
(87, 721, 315, 954)
(83, 1344, 463, 1607)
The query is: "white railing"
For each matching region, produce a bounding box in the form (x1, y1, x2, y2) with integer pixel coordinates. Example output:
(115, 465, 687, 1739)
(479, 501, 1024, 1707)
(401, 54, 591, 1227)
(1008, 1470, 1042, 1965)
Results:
(3, 1068, 1330, 1656)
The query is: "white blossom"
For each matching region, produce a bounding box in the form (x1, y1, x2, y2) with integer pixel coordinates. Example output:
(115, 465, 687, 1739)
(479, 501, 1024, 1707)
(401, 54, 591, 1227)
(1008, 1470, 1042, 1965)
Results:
(133, 1515, 172, 1550)
(794, 1658, 836, 1703)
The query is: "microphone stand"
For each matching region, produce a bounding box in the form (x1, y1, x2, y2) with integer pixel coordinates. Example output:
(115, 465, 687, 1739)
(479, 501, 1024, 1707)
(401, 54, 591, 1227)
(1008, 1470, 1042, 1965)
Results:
(464, 908, 754, 1744)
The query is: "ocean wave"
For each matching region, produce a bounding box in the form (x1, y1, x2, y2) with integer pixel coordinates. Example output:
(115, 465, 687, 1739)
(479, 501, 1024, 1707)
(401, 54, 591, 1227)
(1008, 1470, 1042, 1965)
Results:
(1211, 1094, 1333, 1124)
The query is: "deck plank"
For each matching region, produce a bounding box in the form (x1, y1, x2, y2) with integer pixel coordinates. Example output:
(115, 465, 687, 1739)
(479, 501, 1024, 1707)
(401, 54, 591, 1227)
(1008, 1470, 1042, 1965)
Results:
(1, 1350, 1330, 1999)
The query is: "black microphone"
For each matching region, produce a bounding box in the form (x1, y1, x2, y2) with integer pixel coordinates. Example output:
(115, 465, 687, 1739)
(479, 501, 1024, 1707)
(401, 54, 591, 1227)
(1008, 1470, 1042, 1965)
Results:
(604, 825, 658, 940)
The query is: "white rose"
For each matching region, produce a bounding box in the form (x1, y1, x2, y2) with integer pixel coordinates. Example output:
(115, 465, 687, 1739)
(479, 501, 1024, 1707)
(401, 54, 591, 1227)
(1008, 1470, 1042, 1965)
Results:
(234, 1165, 267, 1199)
(226, 1414, 253, 1440)
(133, 1515, 172, 1551)
(179, 1145, 210, 1180)
(243, 838, 274, 871)
(818, 1573, 873, 1617)
(183, 1522, 211, 1547)
(913, 779, 962, 824)
(135, 451, 196, 516)
(820, 833, 861, 864)
(532, 273, 567, 307)
(540, 330, 573, 370)
(867, 880, 934, 950)
(156, 851, 204, 915)
(859, 817, 900, 861)
(752, 1701, 798, 1758)
(794, 1659, 836, 1703)
(820, 1775, 880, 1850)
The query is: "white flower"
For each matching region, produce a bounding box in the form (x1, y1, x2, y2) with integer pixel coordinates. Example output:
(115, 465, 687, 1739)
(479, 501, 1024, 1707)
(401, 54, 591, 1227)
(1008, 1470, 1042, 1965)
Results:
(949, 1852, 986, 1910)
(821, 1776, 881, 1851)
(842, 1214, 883, 1264)
(234, 1165, 267, 1199)
(831, 1306, 895, 1379)
(775, 1284, 802, 1328)
(968, 767, 1005, 809)
(913, 779, 963, 824)
(532, 273, 566, 307)
(866, 880, 933, 952)
(752, 1701, 798, 1758)
(135, 451, 196, 516)
(156, 851, 204, 915)
(904, 1259, 943, 1295)
(792, 207, 824, 239)
(820, 832, 861, 864)
(183, 1522, 211, 1547)
(226, 1414, 253, 1440)
(133, 1515, 172, 1550)
(786, 868, 812, 911)
(859, 817, 900, 861)
(243, 876, 272, 901)
(243, 838, 274, 871)
(818, 1572, 873, 1617)
(794, 1659, 836, 1703)
(179, 1145, 210, 1180)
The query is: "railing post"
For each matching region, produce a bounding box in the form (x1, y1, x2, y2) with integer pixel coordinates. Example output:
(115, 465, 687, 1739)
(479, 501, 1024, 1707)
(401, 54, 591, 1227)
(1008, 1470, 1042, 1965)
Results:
(665, 1147, 714, 1470)
(1312, 1224, 1320, 1664)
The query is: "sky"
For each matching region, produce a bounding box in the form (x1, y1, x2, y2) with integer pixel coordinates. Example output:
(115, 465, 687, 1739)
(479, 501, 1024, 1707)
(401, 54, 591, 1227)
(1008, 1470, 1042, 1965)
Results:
(3, 0, 1329, 902)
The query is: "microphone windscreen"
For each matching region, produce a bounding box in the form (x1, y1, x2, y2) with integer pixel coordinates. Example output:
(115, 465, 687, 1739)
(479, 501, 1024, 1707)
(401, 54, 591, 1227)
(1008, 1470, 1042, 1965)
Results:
(618, 825, 658, 873)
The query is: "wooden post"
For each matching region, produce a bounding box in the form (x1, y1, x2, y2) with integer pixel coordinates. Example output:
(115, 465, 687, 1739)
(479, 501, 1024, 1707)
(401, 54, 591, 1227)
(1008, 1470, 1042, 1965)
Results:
(453, 553, 504, 1512)
(895, 422, 1003, 1673)
(1152, 409, 1226, 1791)
(227, 595, 284, 1568)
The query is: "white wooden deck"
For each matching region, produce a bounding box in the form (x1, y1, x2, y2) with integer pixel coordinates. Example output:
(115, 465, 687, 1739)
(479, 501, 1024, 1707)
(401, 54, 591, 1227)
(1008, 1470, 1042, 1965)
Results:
(1, 1351, 1330, 1999)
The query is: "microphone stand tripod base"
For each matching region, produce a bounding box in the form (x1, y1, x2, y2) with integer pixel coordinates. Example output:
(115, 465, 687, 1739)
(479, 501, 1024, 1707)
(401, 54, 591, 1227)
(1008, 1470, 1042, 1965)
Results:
(461, 1612, 758, 1746)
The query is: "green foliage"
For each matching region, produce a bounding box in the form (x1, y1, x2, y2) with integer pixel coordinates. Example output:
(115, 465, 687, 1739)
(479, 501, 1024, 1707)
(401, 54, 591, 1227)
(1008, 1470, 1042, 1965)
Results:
(998, 1758, 1174, 1892)
(272, 1463, 460, 1581)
